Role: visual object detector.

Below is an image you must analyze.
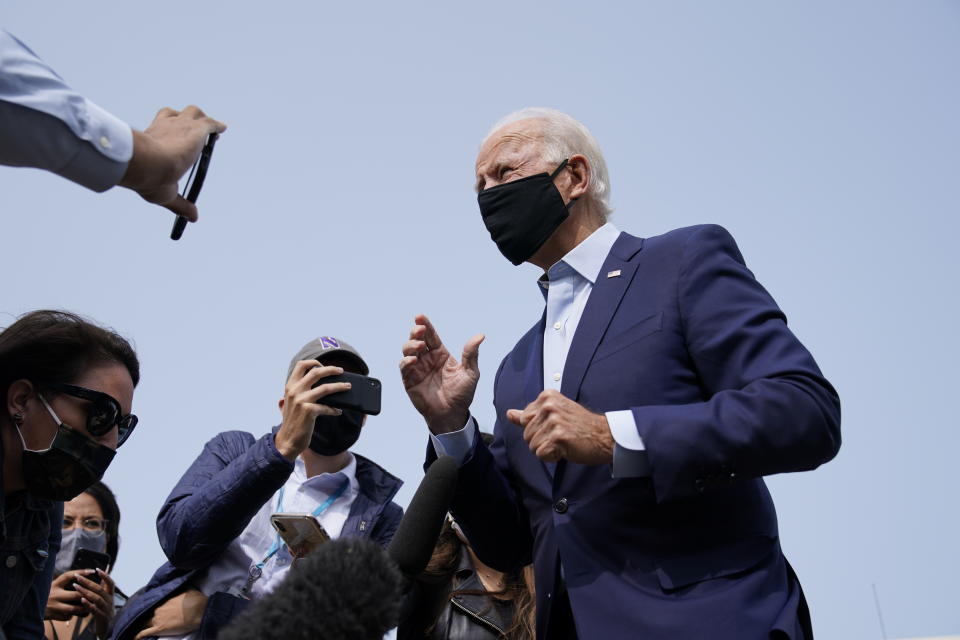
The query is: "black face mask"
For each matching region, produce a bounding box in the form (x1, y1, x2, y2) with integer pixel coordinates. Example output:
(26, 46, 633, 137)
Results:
(477, 159, 577, 265)
(309, 410, 363, 456)
(18, 423, 116, 502)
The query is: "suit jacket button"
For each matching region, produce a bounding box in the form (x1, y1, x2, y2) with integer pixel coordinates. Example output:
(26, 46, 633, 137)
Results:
(554, 498, 569, 514)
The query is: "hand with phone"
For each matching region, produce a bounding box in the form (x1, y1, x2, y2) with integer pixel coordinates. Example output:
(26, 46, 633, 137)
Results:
(312, 371, 381, 416)
(270, 514, 331, 558)
(117, 105, 226, 222)
(274, 360, 354, 461)
(45, 568, 116, 637)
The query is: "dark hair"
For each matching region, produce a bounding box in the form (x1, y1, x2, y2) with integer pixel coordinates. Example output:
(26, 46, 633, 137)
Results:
(423, 520, 536, 639)
(421, 434, 536, 639)
(82, 481, 121, 568)
(0, 310, 140, 401)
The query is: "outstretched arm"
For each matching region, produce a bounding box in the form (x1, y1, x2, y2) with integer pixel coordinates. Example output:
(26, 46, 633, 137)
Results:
(0, 30, 225, 221)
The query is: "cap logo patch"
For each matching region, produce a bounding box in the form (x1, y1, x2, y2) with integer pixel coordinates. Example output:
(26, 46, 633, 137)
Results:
(319, 336, 340, 349)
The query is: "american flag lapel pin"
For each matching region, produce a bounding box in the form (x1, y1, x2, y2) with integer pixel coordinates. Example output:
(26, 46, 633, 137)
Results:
(607, 269, 622, 278)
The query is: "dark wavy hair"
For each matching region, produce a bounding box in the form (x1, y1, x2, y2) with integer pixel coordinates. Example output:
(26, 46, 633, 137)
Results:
(82, 481, 121, 568)
(422, 432, 536, 639)
(0, 310, 140, 399)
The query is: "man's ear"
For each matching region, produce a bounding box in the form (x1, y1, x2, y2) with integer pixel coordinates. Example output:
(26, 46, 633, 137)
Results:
(361, 415, 368, 427)
(6, 379, 34, 422)
(278, 398, 285, 411)
(564, 153, 591, 201)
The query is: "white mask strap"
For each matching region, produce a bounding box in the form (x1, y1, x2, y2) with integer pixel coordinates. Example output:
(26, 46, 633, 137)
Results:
(14, 394, 62, 453)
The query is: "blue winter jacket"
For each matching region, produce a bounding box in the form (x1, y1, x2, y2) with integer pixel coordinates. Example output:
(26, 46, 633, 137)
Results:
(111, 429, 403, 640)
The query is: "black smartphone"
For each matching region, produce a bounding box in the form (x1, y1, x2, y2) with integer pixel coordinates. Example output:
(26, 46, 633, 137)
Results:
(171, 132, 219, 241)
(313, 372, 381, 415)
(66, 548, 111, 589)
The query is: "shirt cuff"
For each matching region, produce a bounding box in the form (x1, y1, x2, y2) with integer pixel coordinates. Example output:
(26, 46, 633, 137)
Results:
(606, 409, 651, 478)
(430, 416, 477, 465)
(82, 98, 133, 164)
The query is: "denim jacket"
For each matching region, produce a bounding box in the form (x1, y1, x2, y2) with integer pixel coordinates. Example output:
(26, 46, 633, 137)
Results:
(0, 435, 63, 640)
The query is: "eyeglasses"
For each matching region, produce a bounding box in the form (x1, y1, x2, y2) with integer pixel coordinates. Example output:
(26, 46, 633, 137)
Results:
(170, 132, 220, 241)
(45, 383, 138, 447)
(63, 516, 109, 532)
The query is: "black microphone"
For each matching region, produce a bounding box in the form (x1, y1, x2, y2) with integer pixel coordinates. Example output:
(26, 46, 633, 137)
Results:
(387, 455, 458, 578)
(217, 536, 403, 640)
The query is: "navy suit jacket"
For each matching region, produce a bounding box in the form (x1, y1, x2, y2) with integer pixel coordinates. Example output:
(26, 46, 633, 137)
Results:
(442, 225, 840, 640)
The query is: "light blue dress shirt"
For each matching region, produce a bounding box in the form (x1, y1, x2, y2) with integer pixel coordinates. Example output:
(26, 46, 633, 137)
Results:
(0, 29, 132, 191)
(433, 222, 650, 477)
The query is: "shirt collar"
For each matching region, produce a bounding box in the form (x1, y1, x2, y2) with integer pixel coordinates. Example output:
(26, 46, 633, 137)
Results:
(294, 452, 359, 496)
(537, 222, 621, 295)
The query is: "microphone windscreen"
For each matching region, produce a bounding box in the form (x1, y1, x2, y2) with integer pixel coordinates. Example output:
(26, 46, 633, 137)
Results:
(217, 536, 402, 640)
(387, 455, 458, 577)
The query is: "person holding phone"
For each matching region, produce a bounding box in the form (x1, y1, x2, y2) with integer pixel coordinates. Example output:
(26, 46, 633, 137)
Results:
(0, 310, 140, 640)
(112, 337, 403, 640)
(44, 482, 125, 640)
(0, 29, 226, 224)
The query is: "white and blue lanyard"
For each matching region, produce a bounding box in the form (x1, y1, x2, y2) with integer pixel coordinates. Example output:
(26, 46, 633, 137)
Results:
(238, 477, 350, 598)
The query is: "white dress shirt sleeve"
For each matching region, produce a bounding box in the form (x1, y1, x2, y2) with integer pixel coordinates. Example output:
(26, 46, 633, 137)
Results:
(430, 415, 478, 464)
(606, 409, 651, 477)
(0, 29, 132, 191)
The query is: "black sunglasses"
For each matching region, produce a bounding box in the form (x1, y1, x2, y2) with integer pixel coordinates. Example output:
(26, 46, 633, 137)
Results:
(170, 132, 219, 241)
(46, 383, 138, 447)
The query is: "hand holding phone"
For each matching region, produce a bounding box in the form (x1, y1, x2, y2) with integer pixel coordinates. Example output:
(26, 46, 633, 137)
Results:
(65, 548, 111, 590)
(312, 371, 382, 415)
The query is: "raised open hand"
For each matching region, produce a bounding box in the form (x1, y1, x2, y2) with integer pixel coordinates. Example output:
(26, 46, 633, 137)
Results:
(400, 314, 484, 434)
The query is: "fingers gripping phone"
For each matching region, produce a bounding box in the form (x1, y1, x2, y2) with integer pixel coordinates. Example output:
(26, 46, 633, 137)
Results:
(270, 514, 330, 558)
(313, 372, 382, 415)
(65, 548, 111, 589)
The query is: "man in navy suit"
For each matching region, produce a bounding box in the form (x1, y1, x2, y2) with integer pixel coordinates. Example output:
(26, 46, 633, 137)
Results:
(400, 107, 840, 639)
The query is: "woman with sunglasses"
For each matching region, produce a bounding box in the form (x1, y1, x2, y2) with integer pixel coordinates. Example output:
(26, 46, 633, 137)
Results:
(0, 310, 139, 640)
(45, 481, 125, 640)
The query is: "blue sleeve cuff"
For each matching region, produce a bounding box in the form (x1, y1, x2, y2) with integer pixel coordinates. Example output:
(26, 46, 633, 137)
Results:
(263, 433, 296, 471)
(606, 409, 651, 478)
(430, 416, 477, 465)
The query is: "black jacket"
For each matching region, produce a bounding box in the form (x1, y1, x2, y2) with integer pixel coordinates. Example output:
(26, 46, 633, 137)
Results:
(399, 547, 515, 640)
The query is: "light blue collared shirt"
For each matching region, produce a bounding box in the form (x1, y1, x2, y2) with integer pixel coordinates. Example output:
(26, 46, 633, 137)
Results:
(0, 29, 132, 191)
(433, 222, 649, 477)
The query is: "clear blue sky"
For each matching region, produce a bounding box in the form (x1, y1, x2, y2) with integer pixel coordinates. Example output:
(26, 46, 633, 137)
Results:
(3, 2, 958, 637)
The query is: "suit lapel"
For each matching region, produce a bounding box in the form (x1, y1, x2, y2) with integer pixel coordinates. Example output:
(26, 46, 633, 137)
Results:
(511, 311, 556, 483)
(550, 233, 644, 490)
(560, 233, 645, 402)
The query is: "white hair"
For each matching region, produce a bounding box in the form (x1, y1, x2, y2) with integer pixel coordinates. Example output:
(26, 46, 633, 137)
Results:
(484, 107, 612, 217)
